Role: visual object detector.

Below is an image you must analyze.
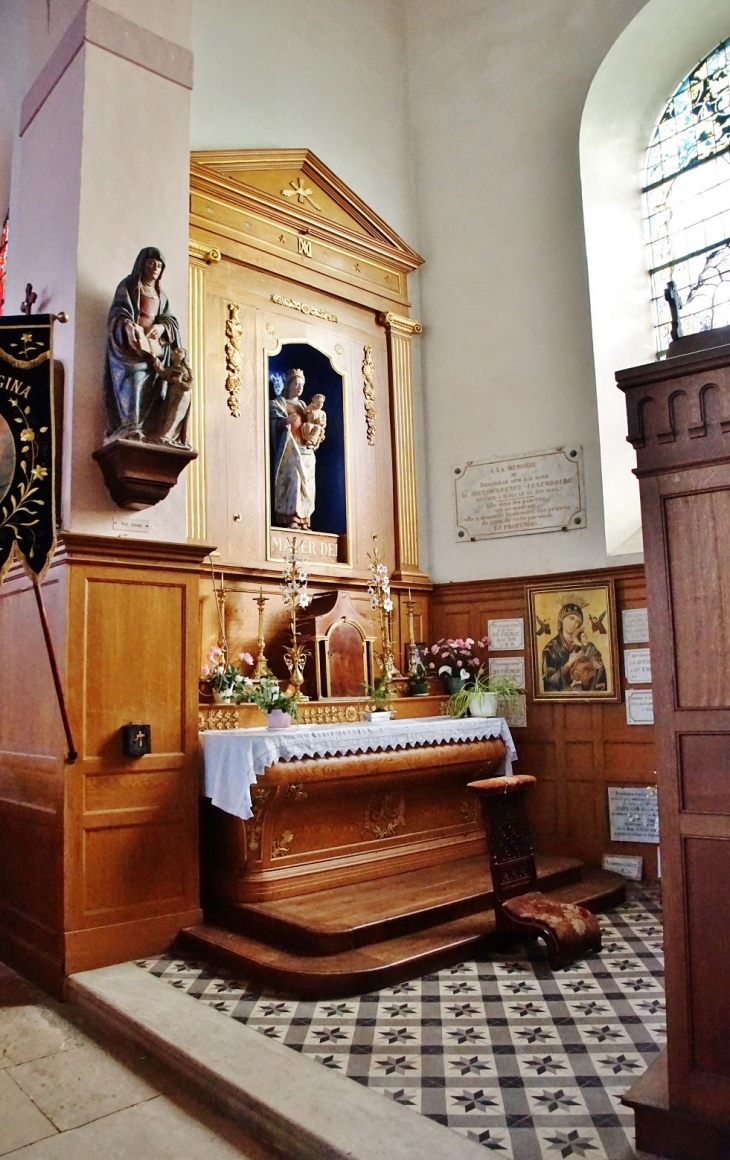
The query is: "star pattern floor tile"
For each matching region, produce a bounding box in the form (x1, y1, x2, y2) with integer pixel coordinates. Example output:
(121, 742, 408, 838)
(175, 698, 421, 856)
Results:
(136, 884, 668, 1159)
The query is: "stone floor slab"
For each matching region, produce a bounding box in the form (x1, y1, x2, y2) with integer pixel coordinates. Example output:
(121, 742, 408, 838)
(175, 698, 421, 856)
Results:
(0, 1068, 57, 1156)
(0, 1095, 273, 1160)
(8, 1040, 157, 1131)
(0, 1005, 86, 1069)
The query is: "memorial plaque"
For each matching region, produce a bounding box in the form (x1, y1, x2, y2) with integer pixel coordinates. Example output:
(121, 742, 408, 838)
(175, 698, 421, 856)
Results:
(624, 648, 652, 684)
(454, 447, 585, 542)
(622, 607, 650, 644)
(626, 688, 654, 725)
(488, 618, 524, 650)
(608, 786, 659, 844)
(489, 656, 526, 686)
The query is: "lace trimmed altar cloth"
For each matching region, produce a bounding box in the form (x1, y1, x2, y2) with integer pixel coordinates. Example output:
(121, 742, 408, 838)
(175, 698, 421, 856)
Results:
(200, 715, 517, 821)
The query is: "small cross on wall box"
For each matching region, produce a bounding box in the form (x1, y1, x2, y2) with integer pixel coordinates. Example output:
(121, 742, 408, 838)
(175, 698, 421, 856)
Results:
(121, 723, 151, 758)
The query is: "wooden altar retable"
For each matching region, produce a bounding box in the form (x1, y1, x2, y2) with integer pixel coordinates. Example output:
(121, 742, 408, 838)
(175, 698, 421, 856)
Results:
(182, 718, 624, 995)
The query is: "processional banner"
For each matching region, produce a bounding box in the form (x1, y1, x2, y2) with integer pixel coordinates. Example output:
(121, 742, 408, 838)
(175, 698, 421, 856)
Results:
(0, 314, 56, 582)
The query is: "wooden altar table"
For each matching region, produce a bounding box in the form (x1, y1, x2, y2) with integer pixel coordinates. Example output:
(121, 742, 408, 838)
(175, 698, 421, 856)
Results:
(186, 716, 623, 994)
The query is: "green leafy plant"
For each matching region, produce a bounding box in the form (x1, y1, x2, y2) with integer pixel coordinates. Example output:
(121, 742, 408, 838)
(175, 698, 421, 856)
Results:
(446, 667, 523, 719)
(363, 671, 395, 711)
(241, 677, 299, 720)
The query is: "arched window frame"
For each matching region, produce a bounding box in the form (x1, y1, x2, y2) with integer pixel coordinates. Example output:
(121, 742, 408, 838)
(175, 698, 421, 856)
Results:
(644, 36, 730, 355)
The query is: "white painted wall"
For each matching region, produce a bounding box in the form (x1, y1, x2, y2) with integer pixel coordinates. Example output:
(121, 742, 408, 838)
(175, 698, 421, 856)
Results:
(2, 0, 193, 541)
(404, 0, 649, 583)
(581, 0, 730, 556)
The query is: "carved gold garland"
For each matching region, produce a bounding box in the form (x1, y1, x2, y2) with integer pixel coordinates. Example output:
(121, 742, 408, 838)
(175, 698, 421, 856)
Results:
(270, 293, 337, 324)
(361, 344, 376, 446)
(363, 792, 406, 840)
(272, 829, 294, 858)
(246, 786, 276, 857)
(224, 303, 243, 417)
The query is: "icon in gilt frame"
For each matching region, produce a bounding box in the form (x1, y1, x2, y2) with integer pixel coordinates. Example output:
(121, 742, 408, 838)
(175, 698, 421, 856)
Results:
(527, 580, 620, 702)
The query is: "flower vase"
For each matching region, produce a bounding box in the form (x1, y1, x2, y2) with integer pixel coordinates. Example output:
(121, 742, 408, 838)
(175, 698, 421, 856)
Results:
(445, 676, 468, 695)
(266, 709, 292, 730)
(468, 692, 499, 717)
(213, 690, 234, 704)
(366, 709, 393, 722)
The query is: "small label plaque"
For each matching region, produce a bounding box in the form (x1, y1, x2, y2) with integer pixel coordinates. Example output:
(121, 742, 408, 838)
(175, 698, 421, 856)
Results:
(608, 786, 659, 844)
(113, 515, 149, 535)
(626, 689, 654, 725)
(602, 853, 643, 880)
(489, 656, 526, 687)
(624, 648, 652, 685)
(499, 693, 527, 729)
(622, 607, 649, 644)
(454, 447, 585, 542)
(488, 619, 525, 651)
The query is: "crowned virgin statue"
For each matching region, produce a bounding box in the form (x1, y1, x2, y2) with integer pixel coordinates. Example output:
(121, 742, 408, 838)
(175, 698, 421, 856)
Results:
(270, 368, 326, 529)
(104, 246, 187, 442)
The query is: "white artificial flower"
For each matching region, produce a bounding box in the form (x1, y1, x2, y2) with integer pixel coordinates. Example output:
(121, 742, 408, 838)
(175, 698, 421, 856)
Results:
(383, 598, 393, 612)
(299, 593, 310, 608)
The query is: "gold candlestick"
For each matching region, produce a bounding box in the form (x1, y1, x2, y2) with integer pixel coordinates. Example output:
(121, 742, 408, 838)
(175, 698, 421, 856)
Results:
(252, 587, 273, 680)
(281, 537, 310, 702)
(405, 588, 419, 676)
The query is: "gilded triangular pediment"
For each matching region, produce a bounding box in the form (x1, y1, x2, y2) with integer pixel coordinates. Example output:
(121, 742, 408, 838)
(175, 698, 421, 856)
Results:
(190, 148, 422, 271)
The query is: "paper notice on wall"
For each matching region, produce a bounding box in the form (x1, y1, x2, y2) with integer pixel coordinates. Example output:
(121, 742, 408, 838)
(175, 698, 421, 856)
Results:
(625, 689, 654, 725)
(624, 648, 652, 684)
(489, 656, 526, 687)
(622, 607, 649, 644)
(488, 619, 525, 650)
(607, 785, 659, 844)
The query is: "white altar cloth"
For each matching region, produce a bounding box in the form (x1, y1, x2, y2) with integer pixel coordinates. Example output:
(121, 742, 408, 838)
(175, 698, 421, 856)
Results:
(200, 715, 517, 821)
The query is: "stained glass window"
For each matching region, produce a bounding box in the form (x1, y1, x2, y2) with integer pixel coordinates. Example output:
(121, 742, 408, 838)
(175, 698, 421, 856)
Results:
(645, 36, 730, 355)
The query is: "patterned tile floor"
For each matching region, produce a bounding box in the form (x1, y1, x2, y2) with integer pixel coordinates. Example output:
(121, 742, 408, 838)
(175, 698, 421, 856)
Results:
(136, 885, 668, 1160)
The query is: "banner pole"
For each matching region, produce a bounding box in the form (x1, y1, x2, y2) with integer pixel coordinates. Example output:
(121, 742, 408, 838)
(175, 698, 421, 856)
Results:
(32, 577, 77, 764)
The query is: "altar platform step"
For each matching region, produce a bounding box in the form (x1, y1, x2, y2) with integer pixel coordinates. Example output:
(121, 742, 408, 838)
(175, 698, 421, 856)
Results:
(180, 860, 625, 998)
(210, 852, 586, 955)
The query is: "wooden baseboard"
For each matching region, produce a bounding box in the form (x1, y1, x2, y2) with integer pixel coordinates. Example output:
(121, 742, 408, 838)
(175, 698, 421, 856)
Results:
(63, 908, 204, 976)
(0, 925, 64, 998)
(622, 1051, 730, 1160)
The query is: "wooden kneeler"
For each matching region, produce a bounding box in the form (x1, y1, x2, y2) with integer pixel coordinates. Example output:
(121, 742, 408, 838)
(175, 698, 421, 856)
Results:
(468, 774, 601, 969)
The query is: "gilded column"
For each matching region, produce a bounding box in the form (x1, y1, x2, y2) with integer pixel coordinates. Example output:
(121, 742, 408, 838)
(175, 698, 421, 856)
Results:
(377, 312, 424, 580)
(186, 242, 220, 541)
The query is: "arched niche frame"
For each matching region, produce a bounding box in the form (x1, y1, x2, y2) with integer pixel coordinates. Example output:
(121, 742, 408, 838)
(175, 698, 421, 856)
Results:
(265, 336, 349, 546)
(580, 0, 730, 556)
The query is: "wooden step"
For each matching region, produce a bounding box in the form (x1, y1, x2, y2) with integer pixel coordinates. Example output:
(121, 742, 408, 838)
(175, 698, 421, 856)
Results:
(180, 868, 626, 998)
(212, 853, 585, 954)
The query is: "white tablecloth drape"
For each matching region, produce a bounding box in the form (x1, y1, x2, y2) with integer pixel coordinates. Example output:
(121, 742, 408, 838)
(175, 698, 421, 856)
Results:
(200, 715, 517, 821)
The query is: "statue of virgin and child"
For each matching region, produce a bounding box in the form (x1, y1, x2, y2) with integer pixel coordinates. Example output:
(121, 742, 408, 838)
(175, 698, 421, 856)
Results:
(270, 368, 327, 529)
(103, 246, 193, 447)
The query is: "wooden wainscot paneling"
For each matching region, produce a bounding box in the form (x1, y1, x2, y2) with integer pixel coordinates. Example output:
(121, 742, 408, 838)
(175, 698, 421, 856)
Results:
(0, 534, 212, 993)
(617, 341, 730, 1151)
(432, 565, 657, 873)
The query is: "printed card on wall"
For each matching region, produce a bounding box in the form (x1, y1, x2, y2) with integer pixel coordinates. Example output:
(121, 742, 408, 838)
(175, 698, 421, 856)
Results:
(625, 688, 654, 725)
(489, 656, 526, 687)
(624, 648, 652, 684)
(498, 693, 527, 729)
(608, 786, 659, 843)
(622, 607, 650, 644)
(488, 618, 524, 650)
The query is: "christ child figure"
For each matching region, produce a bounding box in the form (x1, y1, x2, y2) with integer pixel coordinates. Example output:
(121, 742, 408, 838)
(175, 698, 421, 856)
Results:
(301, 393, 327, 449)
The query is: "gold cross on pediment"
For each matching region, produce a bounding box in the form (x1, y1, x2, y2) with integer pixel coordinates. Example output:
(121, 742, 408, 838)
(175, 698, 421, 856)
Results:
(281, 177, 321, 213)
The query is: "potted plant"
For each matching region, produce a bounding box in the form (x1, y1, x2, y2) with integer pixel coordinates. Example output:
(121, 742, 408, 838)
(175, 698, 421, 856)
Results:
(426, 636, 490, 694)
(201, 647, 255, 702)
(447, 668, 523, 719)
(363, 672, 395, 722)
(242, 677, 299, 729)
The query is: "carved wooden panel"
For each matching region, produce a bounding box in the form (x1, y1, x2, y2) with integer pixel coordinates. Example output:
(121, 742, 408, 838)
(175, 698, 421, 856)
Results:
(685, 836, 730, 1077)
(665, 490, 730, 708)
(679, 733, 730, 814)
(327, 622, 367, 697)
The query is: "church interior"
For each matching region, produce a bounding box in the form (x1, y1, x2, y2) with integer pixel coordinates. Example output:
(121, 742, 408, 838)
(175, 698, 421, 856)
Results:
(0, 1, 729, 1158)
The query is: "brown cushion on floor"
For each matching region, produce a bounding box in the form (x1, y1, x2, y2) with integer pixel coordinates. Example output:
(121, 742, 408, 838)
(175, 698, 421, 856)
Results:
(503, 891, 600, 949)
